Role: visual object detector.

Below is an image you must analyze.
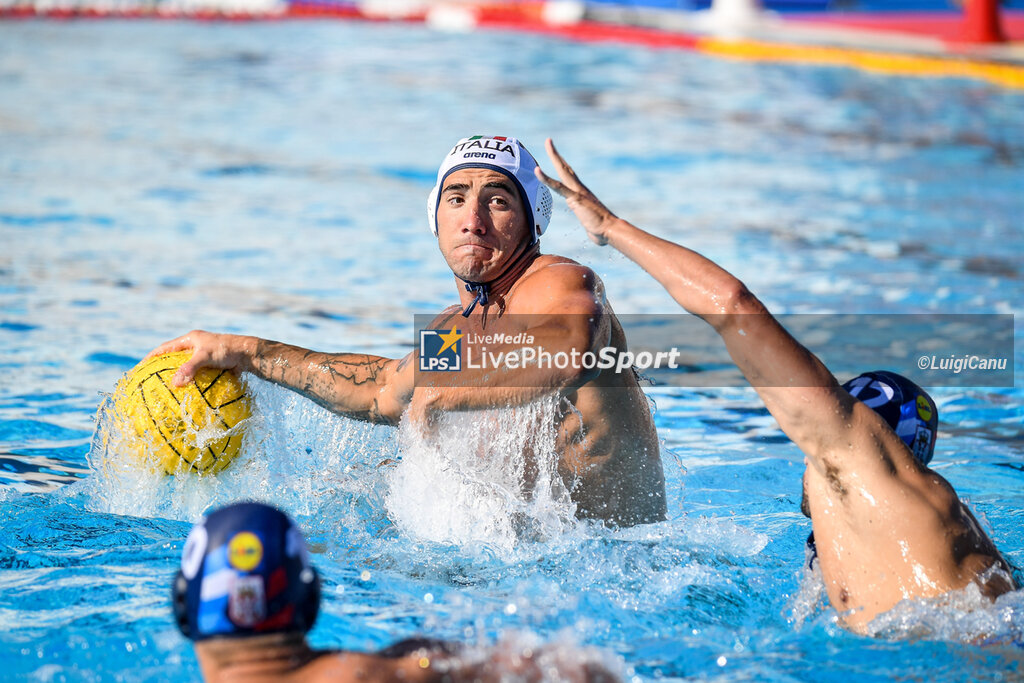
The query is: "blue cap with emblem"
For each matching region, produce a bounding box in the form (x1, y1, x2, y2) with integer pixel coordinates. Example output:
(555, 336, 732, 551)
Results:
(841, 370, 938, 465)
(172, 502, 320, 641)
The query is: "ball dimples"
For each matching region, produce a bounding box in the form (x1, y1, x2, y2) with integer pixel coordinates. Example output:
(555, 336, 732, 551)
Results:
(114, 351, 250, 474)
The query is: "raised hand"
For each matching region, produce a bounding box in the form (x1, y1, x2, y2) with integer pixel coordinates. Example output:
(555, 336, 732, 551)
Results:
(534, 138, 619, 246)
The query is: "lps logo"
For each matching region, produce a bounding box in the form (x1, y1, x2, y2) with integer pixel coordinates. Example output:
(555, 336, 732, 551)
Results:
(419, 327, 463, 371)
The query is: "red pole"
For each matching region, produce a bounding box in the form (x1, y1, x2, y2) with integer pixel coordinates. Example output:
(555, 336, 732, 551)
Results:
(961, 0, 1005, 43)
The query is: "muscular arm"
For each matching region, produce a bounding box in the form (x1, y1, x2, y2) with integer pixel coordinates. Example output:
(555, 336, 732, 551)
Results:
(535, 139, 892, 476)
(145, 331, 414, 425)
(590, 219, 847, 453)
(412, 262, 610, 416)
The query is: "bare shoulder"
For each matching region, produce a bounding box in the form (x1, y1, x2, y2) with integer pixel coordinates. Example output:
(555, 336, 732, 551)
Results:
(812, 393, 932, 482)
(428, 305, 466, 328)
(508, 254, 605, 314)
(527, 254, 598, 283)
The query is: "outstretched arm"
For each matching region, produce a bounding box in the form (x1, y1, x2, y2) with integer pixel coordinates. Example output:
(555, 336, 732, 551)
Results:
(535, 139, 887, 472)
(145, 331, 413, 425)
(537, 142, 1021, 606)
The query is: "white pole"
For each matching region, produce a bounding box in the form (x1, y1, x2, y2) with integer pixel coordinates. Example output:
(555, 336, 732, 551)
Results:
(710, 0, 763, 25)
(697, 0, 765, 35)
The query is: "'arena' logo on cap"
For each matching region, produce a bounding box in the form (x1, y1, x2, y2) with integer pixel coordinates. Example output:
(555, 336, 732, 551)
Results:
(419, 327, 463, 372)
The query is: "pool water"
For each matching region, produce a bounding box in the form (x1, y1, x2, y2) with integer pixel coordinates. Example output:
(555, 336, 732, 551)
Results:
(1, 19, 1023, 682)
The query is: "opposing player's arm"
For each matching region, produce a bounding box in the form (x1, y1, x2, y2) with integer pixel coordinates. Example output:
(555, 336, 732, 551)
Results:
(144, 331, 414, 425)
(536, 138, 897, 473)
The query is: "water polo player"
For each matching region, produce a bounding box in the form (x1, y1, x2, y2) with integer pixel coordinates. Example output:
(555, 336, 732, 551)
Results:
(146, 135, 666, 527)
(535, 138, 1017, 632)
(803, 371, 940, 564)
(174, 501, 621, 682)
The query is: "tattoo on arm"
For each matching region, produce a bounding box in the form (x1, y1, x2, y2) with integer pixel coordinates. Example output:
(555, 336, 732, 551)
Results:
(395, 354, 412, 373)
(251, 340, 394, 422)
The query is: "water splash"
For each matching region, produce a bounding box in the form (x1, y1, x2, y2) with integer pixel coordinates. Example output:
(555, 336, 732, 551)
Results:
(79, 376, 397, 525)
(788, 552, 829, 630)
(789, 553, 1024, 646)
(81, 377, 580, 557)
(866, 576, 1024, 646)
(385, 395, 578, 556)
(437, 629, 630, 682)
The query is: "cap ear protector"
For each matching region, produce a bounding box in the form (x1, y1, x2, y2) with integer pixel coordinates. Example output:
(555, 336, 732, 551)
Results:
(299, 566, 321, 633)
(842, 370, 938, 465)
(172, 566, 320, 640)
(427, 135, 552, 244)
(173, 569, 191, 639)
(171, 503, 321, 641)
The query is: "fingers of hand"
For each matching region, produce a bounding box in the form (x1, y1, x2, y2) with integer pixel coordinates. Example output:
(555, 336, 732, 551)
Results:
(545, 138, 569, 173)
(535, 166, 571, 198)
(544, 138, 582, 188)
(143, 335, 193, 362)
(172, 360, 196, 387)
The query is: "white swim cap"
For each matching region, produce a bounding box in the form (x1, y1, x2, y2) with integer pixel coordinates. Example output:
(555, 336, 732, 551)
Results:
(427, 135, 552, 244)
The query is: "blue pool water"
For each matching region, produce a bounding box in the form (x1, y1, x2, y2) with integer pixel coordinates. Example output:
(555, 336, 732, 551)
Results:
(1, 19, 1023, 682)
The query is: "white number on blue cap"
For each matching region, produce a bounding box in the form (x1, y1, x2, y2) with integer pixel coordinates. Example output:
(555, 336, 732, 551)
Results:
(181, 523, 208, 580)
(845, 376, 895, 409)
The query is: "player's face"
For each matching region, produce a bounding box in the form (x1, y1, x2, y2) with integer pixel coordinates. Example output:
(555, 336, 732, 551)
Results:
(436, 168, 530, 282)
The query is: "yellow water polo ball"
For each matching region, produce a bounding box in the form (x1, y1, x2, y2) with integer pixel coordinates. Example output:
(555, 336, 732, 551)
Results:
(112, 351, 251, 475)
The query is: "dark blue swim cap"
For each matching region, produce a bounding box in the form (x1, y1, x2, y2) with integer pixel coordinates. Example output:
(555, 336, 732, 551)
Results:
(841, 370, 938, 466)
(172, 502, 320, 641)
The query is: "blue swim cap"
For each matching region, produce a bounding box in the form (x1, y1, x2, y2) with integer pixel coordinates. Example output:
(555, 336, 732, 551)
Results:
(841, 370, 938, 466)
(172, 502, 320, 641)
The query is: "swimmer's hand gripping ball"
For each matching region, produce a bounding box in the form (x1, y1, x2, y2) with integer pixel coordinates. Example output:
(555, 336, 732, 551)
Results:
(112, 351, 251, 474)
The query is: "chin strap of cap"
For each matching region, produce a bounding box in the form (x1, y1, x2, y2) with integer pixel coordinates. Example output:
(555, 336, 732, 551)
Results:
(457, 241, 540, 318)
(461, 281, 489, 317)
(805, 532, 818, 570)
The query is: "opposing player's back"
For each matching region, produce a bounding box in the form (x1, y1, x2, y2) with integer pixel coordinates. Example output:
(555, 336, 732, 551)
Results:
(804, 373, 1014, 630)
